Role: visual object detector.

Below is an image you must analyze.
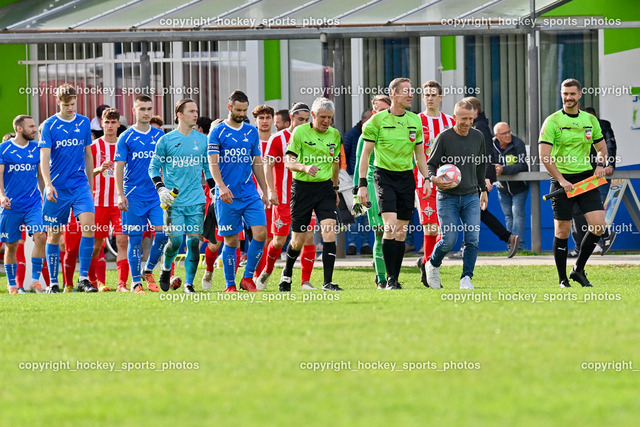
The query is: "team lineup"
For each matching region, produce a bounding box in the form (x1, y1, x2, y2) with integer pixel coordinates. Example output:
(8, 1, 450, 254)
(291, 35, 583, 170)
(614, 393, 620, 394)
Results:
(1, 77, 608, 293)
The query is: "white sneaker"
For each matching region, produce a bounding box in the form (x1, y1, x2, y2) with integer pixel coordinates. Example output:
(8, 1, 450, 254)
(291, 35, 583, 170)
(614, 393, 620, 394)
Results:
(426, 261, 441, 289)
(592, 244, 603, 255)
(460, 276, 474, 289)
(256, 271, 271, 290)
(201, 270, 213, 291)
(301, 281, 317, 290)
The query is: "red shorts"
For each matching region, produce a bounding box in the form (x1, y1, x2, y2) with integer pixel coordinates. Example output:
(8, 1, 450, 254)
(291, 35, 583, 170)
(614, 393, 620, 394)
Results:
(416, 185, 439, 225)
(271, 204, 315, 236)
(272, 204, 292, 237)
(94, 206, 122, 238)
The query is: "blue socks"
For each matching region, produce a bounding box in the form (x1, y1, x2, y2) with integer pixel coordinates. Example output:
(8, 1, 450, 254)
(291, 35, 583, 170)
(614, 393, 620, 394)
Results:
(145, 230, 168, 271)
(78, 236, 94, 278)
(6, 263, 17, 288)
(222, 243, 237, 288)
(31, 257, 44, 283)
(243, 239, 265, 279)
(128, 234, 143, 283)
(46, 243, 60, 284)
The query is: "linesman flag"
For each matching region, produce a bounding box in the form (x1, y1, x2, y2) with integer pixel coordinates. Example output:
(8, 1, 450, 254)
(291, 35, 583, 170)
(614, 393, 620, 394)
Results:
(543, 175, 608, 201)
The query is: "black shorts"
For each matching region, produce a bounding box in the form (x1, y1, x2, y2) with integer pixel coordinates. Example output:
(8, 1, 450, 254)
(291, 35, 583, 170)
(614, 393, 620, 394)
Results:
(373, 167, 415, 221)
(202, 201, 219, 242)
(550, 170, 604, 221)
(290, 179, 337, 233)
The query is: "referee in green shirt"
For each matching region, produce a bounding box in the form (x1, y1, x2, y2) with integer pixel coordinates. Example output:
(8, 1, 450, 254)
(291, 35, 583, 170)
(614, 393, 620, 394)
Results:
(539, 78, 608, 288)
(280, 97, 342, 291)
(357, 78, 431, 289)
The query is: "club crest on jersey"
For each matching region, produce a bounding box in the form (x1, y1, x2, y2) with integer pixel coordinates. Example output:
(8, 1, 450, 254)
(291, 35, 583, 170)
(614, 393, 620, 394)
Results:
(193, 140, 199, 150)
(328, 144, 335, 157)
(585, 129, 592, 140)
(409, 130, 417, 142)
(423, 205, 435, 218)
(243, 134, 249, 143)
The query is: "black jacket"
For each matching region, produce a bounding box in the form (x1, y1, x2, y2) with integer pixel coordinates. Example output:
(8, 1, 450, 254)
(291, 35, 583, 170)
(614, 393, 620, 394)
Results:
(600, 119, 617, 169)
(473, 112, 496, 182)
(492, 135, 529, 195)
(587, 119, 617, 170)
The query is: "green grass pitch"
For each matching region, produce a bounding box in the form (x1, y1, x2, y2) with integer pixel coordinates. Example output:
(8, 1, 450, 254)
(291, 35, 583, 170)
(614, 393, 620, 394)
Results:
(1, 264, 639, 426)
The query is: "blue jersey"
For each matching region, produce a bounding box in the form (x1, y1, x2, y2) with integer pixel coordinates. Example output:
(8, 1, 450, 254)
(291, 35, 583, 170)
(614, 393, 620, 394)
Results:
(115, 125, 164, 202)
(0, 140, 41, 213)
(149, 129, 211, 207)
(208, 121, 261, 199)
(39, 113, 92, 190)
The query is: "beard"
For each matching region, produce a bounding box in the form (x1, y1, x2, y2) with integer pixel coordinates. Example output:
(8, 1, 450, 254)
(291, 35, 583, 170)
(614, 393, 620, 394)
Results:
(230, 113, 245, 124)
(21, 131, 35, 141)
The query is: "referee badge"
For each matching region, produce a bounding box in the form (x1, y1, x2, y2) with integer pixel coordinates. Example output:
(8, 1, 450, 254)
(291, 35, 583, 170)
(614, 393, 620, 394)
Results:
(409, 130, 417, 142)
(585, 129, 592, 140)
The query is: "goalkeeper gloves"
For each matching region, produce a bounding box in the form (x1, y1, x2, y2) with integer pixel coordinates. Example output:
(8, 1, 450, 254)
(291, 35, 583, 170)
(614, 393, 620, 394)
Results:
(351, 194, 371, 217)
(158, 187, 177, 209)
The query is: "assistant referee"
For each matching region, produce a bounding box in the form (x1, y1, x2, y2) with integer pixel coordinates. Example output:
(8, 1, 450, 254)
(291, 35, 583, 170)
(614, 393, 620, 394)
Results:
(357, 78, 431, 290)
(539, 78, 608, 288)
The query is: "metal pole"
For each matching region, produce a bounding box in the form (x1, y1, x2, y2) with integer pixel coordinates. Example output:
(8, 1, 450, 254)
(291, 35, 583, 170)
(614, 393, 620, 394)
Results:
(331, 36, 347, 258)
(527, 0, 542, 253)
(140, 41, 151, 93)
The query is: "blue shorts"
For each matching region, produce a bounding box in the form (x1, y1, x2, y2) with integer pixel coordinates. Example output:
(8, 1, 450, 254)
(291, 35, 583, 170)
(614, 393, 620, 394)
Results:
(122, 199, 164, 235)
(42, 186, 94, 230)
(165, 203, 206, 236)
(0, 204, 46, 243)
(215, 195, 266, 237)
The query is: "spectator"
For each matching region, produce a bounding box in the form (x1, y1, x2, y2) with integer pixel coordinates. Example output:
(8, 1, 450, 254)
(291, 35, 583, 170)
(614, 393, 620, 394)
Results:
(492, 122, 529, 249)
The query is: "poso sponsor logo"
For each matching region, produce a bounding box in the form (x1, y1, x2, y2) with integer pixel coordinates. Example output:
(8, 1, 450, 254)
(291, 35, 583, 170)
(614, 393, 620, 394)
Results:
(8, 164, 38, 173)
(55, 138, 84, 148)
(170, 156, 204, 168)
(131, 151, 154, 160)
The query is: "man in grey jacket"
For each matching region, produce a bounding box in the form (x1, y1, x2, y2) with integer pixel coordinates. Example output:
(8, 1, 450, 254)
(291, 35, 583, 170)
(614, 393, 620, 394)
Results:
(492, 122, 529, 250)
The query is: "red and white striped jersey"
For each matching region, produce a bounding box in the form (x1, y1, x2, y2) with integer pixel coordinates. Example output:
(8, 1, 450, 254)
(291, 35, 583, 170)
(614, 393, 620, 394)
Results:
(91, 137, 117, 207)
(253, 139, 271, 199)
(265, 129, 292, 204)
(415, 111, 456, 188)
(260, 139, 269, 160)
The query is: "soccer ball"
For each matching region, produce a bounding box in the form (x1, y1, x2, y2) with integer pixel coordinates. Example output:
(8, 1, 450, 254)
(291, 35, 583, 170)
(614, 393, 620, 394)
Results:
(169, 276, 182, 290)
(436, 164, 462, 188)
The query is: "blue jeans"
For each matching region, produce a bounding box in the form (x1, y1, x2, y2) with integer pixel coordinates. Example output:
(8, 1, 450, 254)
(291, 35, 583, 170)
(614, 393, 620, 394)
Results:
(497, 190, 528, 249)
(430, 192, 481, 279)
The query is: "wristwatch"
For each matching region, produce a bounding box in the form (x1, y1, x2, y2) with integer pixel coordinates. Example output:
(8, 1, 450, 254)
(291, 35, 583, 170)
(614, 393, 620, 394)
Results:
(596, 162, 605, 168)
